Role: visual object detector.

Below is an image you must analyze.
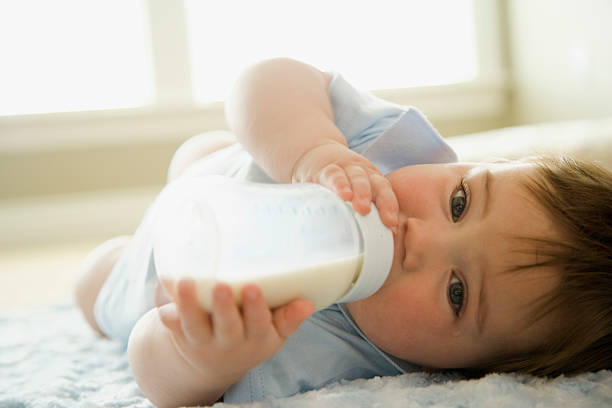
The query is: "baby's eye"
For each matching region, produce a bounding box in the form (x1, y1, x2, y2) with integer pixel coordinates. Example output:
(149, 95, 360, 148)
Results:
(448, 274, 465, 316)
(450, 180, 469, 222)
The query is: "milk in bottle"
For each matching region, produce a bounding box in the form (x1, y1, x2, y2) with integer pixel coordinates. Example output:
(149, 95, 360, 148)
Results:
(153, 175, 393, 311)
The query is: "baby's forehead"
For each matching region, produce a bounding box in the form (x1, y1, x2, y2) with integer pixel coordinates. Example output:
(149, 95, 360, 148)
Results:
(473, 162, 546, 203)
(464, 160, 537, 175)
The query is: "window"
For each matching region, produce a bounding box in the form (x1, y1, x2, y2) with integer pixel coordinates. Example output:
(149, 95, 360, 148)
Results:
(0, 0, 153, 116)
(186, 0, 478, 102)
(0, 0, 506, 143)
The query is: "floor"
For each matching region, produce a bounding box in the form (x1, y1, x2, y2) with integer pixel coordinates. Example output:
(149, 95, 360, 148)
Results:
(0, 239, 102, 310)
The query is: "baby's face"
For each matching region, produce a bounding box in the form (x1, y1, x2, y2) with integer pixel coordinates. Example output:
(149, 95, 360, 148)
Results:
(347, 161, 561, 369)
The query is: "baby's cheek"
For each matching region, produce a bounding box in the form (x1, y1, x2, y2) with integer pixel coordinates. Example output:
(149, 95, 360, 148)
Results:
(386, 284, 450, 335)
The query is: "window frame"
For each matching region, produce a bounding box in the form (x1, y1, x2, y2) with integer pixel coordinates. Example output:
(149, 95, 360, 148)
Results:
(0, 0, 508, 154)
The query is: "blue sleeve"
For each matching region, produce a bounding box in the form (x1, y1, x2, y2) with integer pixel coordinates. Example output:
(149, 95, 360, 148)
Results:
(327, 72, 457, 173)
(327, 72, 405, 153)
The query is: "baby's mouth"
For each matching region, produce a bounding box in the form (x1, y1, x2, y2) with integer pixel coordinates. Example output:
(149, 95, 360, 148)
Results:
(389, 219, 407, 275)
(401, 219, 413, 270)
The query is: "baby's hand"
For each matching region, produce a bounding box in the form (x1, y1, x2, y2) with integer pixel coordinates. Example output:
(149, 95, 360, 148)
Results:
(157, 280, 314, 383)
(293, 143, 399, 231)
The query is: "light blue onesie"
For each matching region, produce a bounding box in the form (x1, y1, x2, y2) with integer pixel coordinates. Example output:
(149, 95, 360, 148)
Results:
(93, 72, 457, 404)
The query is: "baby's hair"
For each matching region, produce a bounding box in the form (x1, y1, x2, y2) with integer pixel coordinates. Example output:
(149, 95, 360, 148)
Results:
(477, 155, 612, 377)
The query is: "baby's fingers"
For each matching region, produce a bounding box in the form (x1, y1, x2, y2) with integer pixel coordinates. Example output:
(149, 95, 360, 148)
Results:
(158, 302, 181, 333)
(176, 279, 212, 344)
(242, 285, 273, 340)
(318, 164, 353, 202)
(211, 283, 244, 347)
(345, 165, 373, 215)
(272, 299, 314, 338)
(370, 174, 399, 231)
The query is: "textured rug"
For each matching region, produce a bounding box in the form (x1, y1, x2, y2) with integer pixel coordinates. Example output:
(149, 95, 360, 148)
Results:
(2, 302, 611, 408)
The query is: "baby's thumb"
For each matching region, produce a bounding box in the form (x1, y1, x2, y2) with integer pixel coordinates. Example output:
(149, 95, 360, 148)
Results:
(273, 299, 315, 338)
(157, 303, 181, 333)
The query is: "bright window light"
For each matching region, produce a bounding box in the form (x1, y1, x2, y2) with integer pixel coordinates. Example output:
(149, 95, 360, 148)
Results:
(0, 0, 154, 116)
(185, 0, 477, 102)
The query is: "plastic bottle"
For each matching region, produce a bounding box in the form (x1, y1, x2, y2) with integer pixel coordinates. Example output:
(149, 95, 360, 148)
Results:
(152, 175, 393, 311)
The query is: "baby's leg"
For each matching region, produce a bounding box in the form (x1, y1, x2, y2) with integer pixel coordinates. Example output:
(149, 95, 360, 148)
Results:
(75, 132, 237, 336)
(167, 131, 237, 182)
(74, 236, 131, 335)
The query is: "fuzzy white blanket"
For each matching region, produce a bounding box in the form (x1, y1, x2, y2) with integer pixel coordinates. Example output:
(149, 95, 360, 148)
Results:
(2, 302, 611, 408)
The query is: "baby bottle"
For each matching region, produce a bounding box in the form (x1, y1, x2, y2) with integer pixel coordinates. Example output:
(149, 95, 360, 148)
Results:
(152, 175, 393, 311)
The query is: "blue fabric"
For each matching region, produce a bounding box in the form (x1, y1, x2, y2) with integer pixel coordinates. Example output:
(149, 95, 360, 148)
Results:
(93, 71, 457, 403)
(327, 72, 405, 153)
(328, 74, 456, 173)
(224, 304, 418, 403)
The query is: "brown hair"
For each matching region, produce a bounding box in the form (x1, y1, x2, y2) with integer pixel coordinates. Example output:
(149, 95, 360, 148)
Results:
(476, 155, 612, 377)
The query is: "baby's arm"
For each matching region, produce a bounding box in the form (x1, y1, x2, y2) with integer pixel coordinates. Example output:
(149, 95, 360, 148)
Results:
(127, 281, 313, 408)
(226, 58, 398, 229)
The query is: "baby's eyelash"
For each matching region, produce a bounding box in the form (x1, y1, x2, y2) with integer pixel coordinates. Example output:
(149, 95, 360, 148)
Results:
(450, 179, 471, 222)
(448, 272, 467, 317)
(461, 179, 470, 199)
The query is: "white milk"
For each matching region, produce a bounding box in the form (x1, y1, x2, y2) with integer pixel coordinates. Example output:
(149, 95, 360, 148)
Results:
(154, 176, 393, 312)
(161, 254, 364, 311)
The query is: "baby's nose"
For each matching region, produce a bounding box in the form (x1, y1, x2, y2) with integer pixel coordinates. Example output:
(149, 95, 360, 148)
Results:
(401, 217, 436, 271)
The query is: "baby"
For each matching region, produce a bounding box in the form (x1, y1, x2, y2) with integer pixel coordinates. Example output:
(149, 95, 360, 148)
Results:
(74, 58, 612, 407)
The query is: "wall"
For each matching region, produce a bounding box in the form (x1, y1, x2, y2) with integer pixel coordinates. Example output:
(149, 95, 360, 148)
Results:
(508, 0, 612, 124)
